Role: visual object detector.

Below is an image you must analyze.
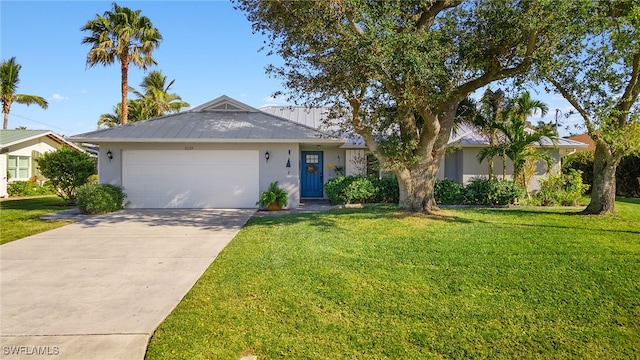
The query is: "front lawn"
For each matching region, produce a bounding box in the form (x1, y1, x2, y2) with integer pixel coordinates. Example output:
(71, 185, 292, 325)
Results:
(146, 200, 640, 359)
(0, 196, 74, 245)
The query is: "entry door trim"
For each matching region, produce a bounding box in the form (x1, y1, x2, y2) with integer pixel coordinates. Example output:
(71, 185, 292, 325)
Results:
(301, 151, 323, 198)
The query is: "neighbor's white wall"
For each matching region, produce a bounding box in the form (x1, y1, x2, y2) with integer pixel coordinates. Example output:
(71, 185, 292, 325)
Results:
(98, 142, 302, 208)
(6, 137, 61, 157)
(345, 149, 367, 176)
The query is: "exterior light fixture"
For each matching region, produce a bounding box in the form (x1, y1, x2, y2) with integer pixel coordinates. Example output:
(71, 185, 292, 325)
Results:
(265, 151, 270, 162)
(106, 150, 113, 162)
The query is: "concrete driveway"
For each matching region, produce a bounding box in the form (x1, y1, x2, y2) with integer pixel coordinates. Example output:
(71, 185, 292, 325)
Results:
(0, 209, 254, 360)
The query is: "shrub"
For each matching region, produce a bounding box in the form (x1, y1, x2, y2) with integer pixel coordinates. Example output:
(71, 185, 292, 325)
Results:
(617, 155, 640, 198)
(256, 181, 289, 209)
(324, 176, 348, 205)
(371, 177, 399, 203)
(537, 169, 590, 206)
(464, 178, 525, 206)
(77, 184, 126, 214)
(562, 151, 594, 193)
(7, 176, 55, 197)
(563, 151, 639, 198)
(324, 176, 385, 205)
(37, 148, 96, 205)
(434, 179, 465, 205)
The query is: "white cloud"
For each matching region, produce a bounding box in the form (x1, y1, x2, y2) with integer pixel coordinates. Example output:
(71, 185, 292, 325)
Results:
(51, 93, 69, 101)
(261, 94, 288, 107)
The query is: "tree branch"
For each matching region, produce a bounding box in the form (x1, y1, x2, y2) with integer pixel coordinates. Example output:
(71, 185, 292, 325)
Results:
(615, 51, 640, 121)
(453, 31, 539, 102)
(545, 76, 596, 136)
(415, 0, 461, 31)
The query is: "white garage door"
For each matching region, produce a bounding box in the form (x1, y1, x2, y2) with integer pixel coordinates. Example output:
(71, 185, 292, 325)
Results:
(122, 150, 259, 208)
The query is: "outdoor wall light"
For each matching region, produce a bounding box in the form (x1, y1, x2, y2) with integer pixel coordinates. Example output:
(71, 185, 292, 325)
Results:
(265, 151, 270, 162)
(106, 150, 113, 162)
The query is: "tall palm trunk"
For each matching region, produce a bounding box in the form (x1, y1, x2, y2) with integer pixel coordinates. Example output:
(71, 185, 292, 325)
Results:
(583, 141, 622, 214)
(121, 59, 129, 125)
(3, 103, 9, 130)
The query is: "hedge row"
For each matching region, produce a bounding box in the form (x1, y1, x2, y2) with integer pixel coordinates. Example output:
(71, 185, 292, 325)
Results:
(324, 176, 399, 205)
(435, 178, 525, 206)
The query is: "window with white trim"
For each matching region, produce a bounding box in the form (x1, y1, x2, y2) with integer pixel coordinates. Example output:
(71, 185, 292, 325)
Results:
(8, 155, 30, 180)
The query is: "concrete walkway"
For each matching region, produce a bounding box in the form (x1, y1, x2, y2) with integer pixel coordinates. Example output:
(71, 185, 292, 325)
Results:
(0, 209, 254, 360)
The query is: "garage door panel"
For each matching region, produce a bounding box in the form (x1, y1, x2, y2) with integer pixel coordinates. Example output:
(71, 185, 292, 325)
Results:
(122, 150, 258, 208)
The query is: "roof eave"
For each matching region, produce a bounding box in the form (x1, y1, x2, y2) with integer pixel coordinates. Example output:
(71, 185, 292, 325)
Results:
(68, 137, 345, 144)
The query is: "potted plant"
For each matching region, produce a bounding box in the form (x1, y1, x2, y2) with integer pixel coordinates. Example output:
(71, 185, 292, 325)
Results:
(256, 181, 289, 210)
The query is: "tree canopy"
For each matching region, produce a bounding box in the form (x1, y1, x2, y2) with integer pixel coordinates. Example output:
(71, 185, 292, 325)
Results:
(82, 2, 162, 125)
(538, 0, 640, 214)
(235, 0, 583, 212)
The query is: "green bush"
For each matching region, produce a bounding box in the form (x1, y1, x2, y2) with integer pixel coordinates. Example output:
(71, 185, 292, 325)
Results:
(434, 179, 465, 205)
(324, 176, 395, 205)
(563, 151, 639, 198)
(371, 177, 400, 203)
(536, 169, 590, 206)
(36, 147, 96, 205)
(7, 178, 55, 196)
(464, 178, 525, 206)
(617, 155, 640, 197)
(562, 151, 593, 192)
(77, 184, 126, 214)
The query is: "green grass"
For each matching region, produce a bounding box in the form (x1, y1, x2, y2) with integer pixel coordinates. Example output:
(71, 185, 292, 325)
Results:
(147, 200, 640, 359)
(0, 196, 74, 245)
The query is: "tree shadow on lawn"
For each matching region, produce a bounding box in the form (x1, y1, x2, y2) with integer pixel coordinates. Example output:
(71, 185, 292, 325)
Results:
(244, 205, 474, 233)
(470, 207, 640, 235)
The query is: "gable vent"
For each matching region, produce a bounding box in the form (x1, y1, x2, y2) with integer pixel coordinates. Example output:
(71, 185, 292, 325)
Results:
(210, 103, 243, 111)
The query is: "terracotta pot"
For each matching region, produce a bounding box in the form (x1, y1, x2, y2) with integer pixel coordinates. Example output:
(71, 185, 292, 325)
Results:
(266, 202, 283, 211)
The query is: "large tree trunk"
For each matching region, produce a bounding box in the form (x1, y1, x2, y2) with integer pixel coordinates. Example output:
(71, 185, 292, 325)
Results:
(582, 141, 622, 215)
(396, 159, 442, 213)
(3, 111, 8, 130)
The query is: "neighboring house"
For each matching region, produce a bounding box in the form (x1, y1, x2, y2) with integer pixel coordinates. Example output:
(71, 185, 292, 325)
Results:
(0, 129, 85, 197)
(566, 133, 595, 152)
(69, 96, 588, 209)
(444, 123, 589, 191)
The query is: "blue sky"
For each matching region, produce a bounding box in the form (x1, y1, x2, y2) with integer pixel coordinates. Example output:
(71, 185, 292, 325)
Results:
(1, 1, 582, 137)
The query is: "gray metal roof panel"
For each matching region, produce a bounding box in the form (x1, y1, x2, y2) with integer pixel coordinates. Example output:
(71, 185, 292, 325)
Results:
(71, 107, 341, 143)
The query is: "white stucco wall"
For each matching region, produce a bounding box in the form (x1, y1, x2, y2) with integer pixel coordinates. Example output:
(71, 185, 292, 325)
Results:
(99, 142, 317, 208)
(441, 148, 562, 192)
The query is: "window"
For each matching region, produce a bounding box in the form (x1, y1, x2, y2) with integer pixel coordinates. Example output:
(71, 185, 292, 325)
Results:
(8, 155, 30, 180)
(306, 154, 319, 164)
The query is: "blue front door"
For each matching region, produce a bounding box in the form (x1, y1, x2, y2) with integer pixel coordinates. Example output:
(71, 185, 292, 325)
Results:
(301, 151, 323, 197)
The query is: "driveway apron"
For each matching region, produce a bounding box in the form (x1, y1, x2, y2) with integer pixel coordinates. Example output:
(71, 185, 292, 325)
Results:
(0, 209, 254, 360)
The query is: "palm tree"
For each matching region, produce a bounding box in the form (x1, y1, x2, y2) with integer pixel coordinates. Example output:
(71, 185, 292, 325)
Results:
(130, 70, 189, 117)
(82, 3, 162, 125)
(97, 100, 150, 128)
(1, 57, 48, 129)
(478, 92, 555, 187)
(471, 89, 505, 180)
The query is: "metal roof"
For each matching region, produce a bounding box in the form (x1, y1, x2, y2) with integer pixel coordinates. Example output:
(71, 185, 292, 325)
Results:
(450, 122, 590, 148)
(71, 96, 343, 144)
(0, 129, 84, 151)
